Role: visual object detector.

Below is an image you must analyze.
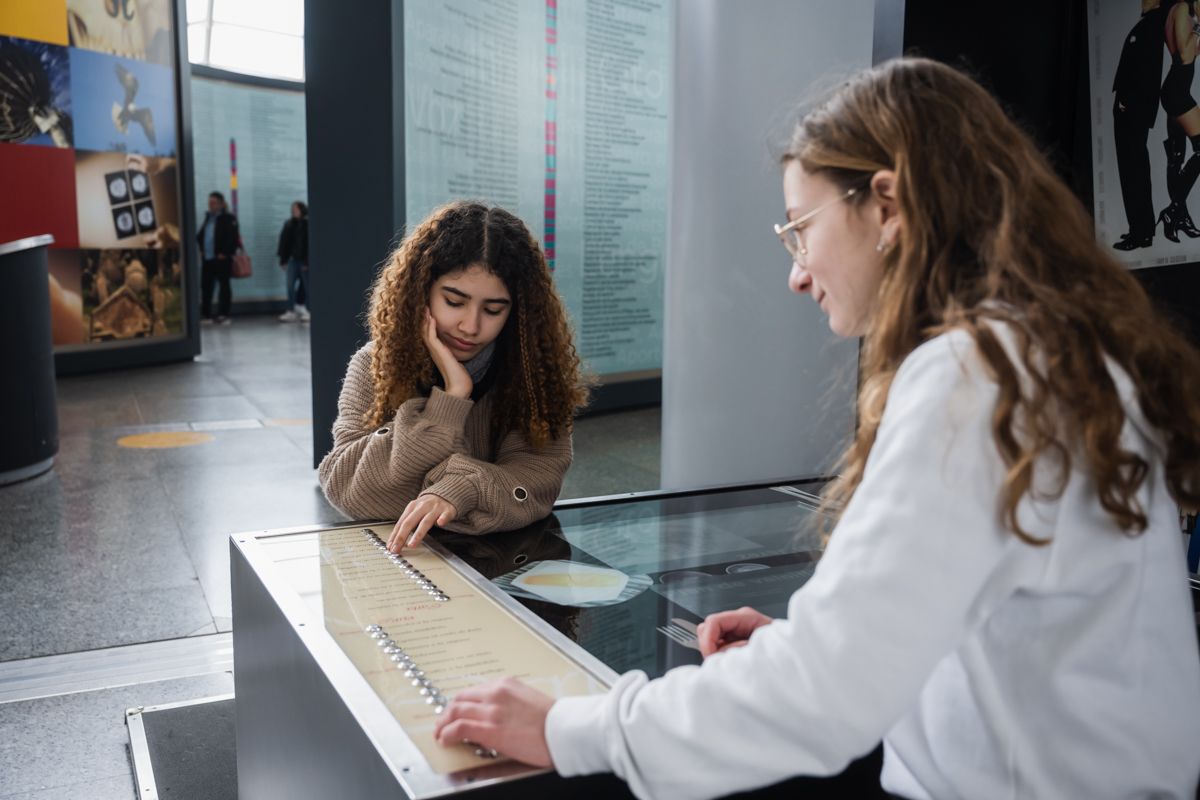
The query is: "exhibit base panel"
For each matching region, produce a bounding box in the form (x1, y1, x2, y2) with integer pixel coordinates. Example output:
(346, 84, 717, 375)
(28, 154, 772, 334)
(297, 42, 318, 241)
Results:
(232, 544, 407, 799)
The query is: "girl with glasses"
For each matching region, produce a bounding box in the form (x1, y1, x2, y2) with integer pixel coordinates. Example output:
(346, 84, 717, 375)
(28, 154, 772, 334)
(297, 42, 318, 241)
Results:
(433, 59, 1200, 799)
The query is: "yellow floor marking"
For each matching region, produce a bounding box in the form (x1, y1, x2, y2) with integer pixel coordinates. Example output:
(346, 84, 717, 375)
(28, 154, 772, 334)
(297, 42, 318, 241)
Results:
(117, 431, 216, 449)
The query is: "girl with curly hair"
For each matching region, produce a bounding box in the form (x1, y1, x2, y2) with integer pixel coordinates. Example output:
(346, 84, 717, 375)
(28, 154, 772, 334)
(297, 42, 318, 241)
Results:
(318, 201, 588, 551)
(432, 59, 1200, 798)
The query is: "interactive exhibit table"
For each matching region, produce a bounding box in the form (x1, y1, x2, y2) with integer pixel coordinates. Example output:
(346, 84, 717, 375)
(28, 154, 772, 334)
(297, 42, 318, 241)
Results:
(231, 481, 848, 799)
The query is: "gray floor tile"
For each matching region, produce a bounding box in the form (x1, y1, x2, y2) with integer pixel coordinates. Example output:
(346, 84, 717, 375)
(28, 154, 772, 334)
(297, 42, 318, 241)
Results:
(133, 395, 264, 425)
(3, 584, 213, 662)
(128, 364, 240, 399)
(55, 396, 142, 437)
(149, 427, 306, 470)
(220, 376, 313, 397)
(0, 605, 35, 663)
(28, 585, 214, 662)
(574, 406, 662, 474)
(216, 365, 314, 388)
(48, 433, 161, 488)
(238, 390, 315, 421)
(275, 422, 316, 452)
(54, 373, 136, 403)
(160, 463, 341, 621)
(184, 621, 219, 637)
(561, 452, 658, 500)
(0, 468, 211, 661)
(0, 525, 200, 596)
(0, 672, 233, 798)
(0, 774, 135, 800)
(0, 476, 197, 587)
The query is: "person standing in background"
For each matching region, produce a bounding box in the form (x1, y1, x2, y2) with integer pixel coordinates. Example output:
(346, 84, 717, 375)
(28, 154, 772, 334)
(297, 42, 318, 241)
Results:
(277, 201, 310, 322)
(196, 191, 239, 324)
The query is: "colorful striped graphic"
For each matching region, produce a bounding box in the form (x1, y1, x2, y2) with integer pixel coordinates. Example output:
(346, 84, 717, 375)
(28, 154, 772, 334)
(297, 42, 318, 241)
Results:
(544, 0, 558, 270)
(229, 138, 239, 215)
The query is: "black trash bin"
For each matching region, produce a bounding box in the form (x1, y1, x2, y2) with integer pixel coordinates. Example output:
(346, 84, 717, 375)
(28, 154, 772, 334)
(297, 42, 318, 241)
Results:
(0, 234, 58, 485)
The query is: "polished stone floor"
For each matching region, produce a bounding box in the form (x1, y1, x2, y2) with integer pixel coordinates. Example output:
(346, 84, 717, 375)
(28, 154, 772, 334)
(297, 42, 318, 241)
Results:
(0, 317, 660, 799)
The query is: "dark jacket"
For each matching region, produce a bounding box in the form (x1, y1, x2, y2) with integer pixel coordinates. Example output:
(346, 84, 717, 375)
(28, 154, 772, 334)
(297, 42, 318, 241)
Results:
(1113, 6, 1171, 128)
(196, 211, 240, 260)
(277, 217, 309, 264)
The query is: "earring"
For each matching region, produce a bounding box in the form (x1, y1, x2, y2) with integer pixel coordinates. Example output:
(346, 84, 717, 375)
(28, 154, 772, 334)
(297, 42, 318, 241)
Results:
(875, 240, 889, 252)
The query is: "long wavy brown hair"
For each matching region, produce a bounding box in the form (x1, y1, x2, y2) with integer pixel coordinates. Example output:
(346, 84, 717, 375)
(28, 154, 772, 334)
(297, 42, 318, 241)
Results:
(786, 58, 1200, 543)
(366, 201, 589, 447)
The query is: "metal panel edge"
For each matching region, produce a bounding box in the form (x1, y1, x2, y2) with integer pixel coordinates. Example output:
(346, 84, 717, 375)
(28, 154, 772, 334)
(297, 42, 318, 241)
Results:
(136, 692, 234, 714)
(552, 476, 829, 510)
(126, 705, 159, 800)
(0, 235, 55, 256)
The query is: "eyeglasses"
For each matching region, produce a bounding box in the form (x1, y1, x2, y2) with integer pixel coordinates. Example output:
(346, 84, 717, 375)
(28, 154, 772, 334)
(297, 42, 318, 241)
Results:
(773, 186, 859, 266)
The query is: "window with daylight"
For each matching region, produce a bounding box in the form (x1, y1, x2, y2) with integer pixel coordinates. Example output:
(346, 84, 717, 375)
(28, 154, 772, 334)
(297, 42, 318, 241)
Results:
(186, 0, 304, 81)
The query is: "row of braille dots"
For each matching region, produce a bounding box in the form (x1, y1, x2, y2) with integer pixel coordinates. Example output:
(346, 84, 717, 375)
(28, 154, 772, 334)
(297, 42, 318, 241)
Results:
(364, 623, 498, 758)
(365, 623, 450, 714)
(361, 529, 450, 602)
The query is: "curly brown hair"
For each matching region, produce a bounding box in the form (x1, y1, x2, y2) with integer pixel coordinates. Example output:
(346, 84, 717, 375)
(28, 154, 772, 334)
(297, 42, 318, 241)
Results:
(366, 201, 589, 447)
(785, 58, 1200, 543)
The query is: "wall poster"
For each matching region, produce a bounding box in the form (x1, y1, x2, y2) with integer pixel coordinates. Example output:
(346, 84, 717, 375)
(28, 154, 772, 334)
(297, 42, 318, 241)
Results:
(0, 0, 186, 351)
(405, 0, 670, 378)
(1090, 0, 1200, 270)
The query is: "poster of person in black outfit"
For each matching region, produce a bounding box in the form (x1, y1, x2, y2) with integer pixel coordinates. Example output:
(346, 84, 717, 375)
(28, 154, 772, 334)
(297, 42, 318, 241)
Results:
(195, 190, 240, 322)
(1159, 1, 1200, 242)
(1111, 2, 1171, 250)
(1093, 1, 1200, 269)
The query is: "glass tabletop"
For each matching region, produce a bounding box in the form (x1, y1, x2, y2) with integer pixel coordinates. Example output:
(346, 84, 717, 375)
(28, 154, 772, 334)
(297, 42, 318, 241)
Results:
(435, 482, 829, 679)
(256, 481, 830, 684)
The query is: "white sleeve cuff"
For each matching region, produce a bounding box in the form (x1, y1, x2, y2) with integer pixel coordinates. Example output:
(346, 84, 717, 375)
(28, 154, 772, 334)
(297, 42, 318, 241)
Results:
(546, 693, 616, 777)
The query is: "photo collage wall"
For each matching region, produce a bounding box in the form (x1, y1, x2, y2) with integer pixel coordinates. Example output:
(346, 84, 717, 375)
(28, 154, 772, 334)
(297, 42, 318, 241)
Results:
(0, 1, 184, 350)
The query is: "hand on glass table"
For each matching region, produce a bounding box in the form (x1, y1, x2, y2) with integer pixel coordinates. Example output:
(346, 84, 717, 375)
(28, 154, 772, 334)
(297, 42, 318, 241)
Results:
(433, 677, 555, 767)
(697, 606, 774, 658)
(387, 494, 457, 551)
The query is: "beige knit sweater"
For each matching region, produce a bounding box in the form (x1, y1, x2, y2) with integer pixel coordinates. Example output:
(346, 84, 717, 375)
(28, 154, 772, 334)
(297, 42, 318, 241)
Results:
(317, 343, 573, 533)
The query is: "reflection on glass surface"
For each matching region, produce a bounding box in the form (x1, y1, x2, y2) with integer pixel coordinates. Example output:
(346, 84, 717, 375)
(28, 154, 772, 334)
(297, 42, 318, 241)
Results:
(438, 482, 829, 679)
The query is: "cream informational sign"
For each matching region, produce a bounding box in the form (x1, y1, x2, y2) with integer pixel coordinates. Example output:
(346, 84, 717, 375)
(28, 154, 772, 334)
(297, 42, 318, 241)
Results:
(318, 526, 607, 775)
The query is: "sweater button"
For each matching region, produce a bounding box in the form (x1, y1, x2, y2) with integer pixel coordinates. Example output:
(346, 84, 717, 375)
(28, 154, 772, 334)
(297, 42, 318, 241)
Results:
(375, 427, 390, 436)
(512, 486, 529, 502)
